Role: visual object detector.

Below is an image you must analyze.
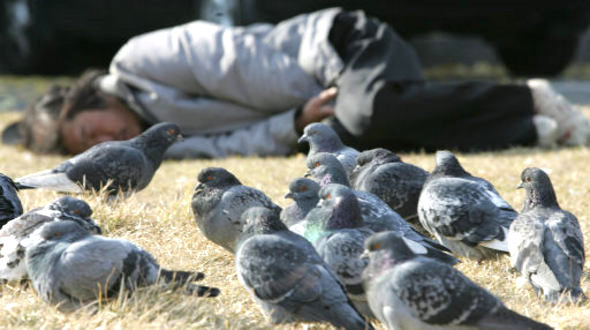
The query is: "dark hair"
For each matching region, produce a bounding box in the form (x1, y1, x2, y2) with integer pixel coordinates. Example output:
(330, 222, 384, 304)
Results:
(16, 69, 108, 154)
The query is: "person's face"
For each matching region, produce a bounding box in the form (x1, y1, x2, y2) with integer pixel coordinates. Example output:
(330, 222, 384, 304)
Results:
(60, 97, 143, 154)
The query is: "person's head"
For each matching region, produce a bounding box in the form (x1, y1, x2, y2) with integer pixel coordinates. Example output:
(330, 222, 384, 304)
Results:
(2, 69, 145, 155)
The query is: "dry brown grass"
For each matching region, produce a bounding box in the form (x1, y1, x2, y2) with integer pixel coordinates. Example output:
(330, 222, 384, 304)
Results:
(0, 111, 589, 329)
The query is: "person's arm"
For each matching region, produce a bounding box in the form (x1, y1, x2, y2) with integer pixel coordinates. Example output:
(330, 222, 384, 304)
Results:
(164, 109, 298, 159)
(164, 88, 337, 159)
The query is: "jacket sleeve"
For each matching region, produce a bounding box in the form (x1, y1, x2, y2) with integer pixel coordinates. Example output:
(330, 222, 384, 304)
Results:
(163, 109, 300, 159)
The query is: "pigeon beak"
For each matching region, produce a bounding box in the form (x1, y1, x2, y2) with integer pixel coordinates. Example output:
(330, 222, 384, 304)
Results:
(284, 192, 294, 199)
(194, 183, 205, 193)
(516, 182, 524, 189)
(303, 170, 312, 178)
(360, 249, 370, 260)
(176, 134, 184, 142)
(297, 134, 308, 144)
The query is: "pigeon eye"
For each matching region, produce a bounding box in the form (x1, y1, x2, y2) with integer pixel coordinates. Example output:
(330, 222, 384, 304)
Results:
(525, 177, 531, 182)
(314, 162, 320, 168)
(207, 175, 214, 181)
(310, 131, 318, 136)
(300, 186, 307, 192)
(167, 128, 176, 135)
(51, 232, 62, 239)
(371, 242, 381, 250)
(325, 193, 331, 200)
(73, 210, 80, 215)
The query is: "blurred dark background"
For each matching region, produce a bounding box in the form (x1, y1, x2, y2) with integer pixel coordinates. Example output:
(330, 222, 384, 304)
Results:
(2, 0, 590, 77)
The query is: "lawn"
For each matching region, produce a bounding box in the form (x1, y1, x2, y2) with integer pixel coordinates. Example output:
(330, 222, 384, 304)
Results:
(0, 110, 588, 329)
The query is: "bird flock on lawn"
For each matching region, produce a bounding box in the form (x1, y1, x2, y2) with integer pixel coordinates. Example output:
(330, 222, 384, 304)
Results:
(0, 121, 585, 329)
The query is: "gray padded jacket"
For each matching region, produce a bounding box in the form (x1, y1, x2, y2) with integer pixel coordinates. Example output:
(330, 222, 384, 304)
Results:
(98, 7, 343, 158)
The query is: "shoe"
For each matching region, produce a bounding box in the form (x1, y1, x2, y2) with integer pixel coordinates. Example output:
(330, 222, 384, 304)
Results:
(527, 79, 590, 146)
(532, 115, 559, 148)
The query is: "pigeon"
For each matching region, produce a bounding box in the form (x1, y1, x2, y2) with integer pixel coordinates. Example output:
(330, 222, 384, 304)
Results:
(362, 231, 552, 330)
(304, 184, 458, 317)
(305, 185, 457, 319)
(16, 122, 182, 195)
(298, 122, 360, 176)
(305, 152, 425, 234)
(418, 150, 518, 260)
(0, 196, 101, 281)
(235, 207, 373, 329)
(280, 177, 319, 229)
(508, 167, 586, 303)
(0, 173, 23, 228)
(304, 184, 375, 318)
(26, 220, 219, 312)
(191, 167, 281, 253)
(349, 148, 429, 222)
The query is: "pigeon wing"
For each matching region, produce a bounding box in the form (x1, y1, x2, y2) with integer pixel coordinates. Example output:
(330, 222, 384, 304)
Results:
(65, 144, 149, 192)
(420, 179, 510, 249)
(55, 237, 155, 301)
(314, 228, 371, 295)
(392, 259, 501, 326)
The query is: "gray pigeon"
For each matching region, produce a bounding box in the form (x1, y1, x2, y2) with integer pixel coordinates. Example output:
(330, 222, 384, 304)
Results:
(508, 167, 586, 303)
(26, 220, 219, 312)
(280, 177, 319, 229)
(305, 152, 422, 234)
(362, 231, 552, 330)
(0, 173, 23, 228)
(191, 167, 281, 253)
(0, 196, 101, 281)
(349, 148, 429, 222)
(16, 122, 182, 195)
(306, 185, 457, 319)
(235, 207, 373, 329)
(418, 150, 518, 260)
(298, 122, 360, 176)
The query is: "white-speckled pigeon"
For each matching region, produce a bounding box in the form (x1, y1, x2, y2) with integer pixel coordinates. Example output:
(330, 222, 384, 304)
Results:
(191, 167, 281, 253)
(508, 167, 586, 303)
(350, 148, 429, 222)
(298, 123, 359, 177)
(418, 150, 518, 260)
(0, 196, 101, 281)
(26, 220, 219, 312)
(236, 207, 373, 329)
(362, 231, 552, 330)
(16, 122, 182, 195)
(280, 177, 319, 230)
(0, 173, 23, 228)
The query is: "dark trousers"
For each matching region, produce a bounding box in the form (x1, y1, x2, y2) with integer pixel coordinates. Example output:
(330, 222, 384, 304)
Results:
(328, 11, 538, 152)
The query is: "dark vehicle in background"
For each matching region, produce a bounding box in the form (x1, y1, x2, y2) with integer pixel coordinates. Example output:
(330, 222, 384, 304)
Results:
(1, 0, 590, 76)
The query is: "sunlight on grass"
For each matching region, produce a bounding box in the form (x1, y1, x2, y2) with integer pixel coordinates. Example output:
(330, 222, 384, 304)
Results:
(0, 111, 589, 329)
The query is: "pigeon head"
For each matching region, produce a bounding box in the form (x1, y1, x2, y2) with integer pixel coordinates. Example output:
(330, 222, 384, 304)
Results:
(240, 207, 287, 237)
(518, 167, 559, 209)
(305, 152, 349, 187)
(49, 196, 93, 218)
(298, 123, 343, 152)
(140, 122, 182, 145)
(355, 148, 401, 168)
(431, 150, 469, 178)
(314, 184, 363, 230)
(196, 167, 241, 189)
(132, 122, 182, 166)
(284, 178, 320, 202)
(38, 220, 92, 243)
(47, 197, 102, 234)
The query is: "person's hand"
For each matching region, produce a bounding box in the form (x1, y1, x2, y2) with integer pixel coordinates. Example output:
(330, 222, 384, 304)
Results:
(295, 87, 337, 133)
